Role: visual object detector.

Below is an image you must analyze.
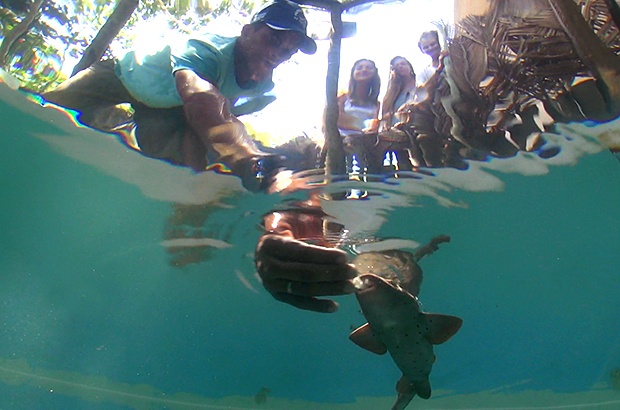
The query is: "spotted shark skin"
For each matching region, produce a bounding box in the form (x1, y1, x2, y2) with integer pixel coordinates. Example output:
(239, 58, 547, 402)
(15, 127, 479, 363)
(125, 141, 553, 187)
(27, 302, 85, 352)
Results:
(350, 274, 462, 410)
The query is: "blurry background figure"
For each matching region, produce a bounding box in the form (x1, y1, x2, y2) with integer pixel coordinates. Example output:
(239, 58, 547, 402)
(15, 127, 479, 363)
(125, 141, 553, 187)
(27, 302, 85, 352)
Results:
(417, 30, 443, 87)
(334, 59, 381, 174)
(381, 56, 417, 128)
(375, 56, 419, 172)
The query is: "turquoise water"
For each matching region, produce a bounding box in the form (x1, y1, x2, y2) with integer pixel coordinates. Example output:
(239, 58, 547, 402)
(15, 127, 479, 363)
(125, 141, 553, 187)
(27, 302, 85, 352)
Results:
(1, 80, 620, 409)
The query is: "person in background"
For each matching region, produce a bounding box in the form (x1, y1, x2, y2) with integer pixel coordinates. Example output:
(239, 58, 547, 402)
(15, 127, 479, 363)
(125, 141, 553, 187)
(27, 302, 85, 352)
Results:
(417, 30, 443, 86)
(43, 0, 317, 192)
(374, 56, 418, 171)
(380, 56, 417, 128)
(335, 58, 381, 174)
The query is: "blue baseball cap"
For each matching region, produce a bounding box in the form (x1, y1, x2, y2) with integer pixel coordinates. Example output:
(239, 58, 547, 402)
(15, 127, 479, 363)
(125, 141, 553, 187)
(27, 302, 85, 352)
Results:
(251, 0, 317, 55)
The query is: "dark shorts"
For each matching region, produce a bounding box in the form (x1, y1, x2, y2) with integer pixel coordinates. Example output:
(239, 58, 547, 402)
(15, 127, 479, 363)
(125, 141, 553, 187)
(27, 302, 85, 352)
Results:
(42, 60, 186, 164)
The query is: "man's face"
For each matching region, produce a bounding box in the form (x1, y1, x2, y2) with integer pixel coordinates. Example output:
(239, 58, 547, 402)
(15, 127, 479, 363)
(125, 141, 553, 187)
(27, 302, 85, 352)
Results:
(237, 24, 303, 86)
(419, 34, 441, 60)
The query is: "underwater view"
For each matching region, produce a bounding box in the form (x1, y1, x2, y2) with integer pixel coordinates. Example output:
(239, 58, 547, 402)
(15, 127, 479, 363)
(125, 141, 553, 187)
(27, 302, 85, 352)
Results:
(1, 0, 620, 409)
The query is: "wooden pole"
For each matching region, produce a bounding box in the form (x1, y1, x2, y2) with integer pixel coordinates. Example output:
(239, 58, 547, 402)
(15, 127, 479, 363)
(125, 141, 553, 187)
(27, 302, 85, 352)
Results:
(0, 0, 45, 68)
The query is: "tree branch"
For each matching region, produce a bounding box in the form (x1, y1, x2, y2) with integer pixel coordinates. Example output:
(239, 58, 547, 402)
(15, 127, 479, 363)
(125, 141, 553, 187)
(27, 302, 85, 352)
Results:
(0, 0, 45, 68)
(71, 0, 138, 77)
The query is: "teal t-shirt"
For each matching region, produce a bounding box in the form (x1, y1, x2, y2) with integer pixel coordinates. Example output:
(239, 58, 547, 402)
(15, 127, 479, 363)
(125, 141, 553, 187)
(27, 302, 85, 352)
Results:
(115, 35, 275, 116)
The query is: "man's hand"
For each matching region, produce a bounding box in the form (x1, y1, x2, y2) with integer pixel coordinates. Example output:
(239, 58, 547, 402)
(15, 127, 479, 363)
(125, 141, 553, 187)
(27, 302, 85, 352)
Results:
(255, 234, 357, 313)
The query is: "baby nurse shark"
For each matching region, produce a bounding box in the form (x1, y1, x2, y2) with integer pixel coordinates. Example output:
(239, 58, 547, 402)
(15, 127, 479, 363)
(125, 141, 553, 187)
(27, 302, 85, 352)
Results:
(350, 273, 462, 410)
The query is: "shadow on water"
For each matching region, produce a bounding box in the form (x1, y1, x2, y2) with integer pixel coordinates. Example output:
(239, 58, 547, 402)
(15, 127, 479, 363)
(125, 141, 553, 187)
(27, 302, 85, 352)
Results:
(1, 69, 620, 409)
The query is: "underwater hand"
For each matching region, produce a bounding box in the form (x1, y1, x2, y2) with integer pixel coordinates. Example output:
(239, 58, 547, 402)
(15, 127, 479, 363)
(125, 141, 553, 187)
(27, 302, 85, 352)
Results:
(255, 234, 357, 313)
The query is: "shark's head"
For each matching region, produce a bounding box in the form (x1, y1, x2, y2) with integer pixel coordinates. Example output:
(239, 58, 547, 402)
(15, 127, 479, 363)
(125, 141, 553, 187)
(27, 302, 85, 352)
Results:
(354, 274, 394, 292)
(353, 274, 413, 311)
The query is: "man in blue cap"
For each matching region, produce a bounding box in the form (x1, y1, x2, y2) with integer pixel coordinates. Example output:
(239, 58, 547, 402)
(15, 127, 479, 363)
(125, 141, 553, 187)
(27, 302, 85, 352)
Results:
(43, 0, 317, 191)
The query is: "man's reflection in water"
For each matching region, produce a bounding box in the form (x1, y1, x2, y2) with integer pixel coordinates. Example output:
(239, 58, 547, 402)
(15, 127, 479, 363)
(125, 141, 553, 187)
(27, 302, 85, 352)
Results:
(161, 136, 321, 268)
(255, 191, 358, 313)
(163, 201, 240, 267)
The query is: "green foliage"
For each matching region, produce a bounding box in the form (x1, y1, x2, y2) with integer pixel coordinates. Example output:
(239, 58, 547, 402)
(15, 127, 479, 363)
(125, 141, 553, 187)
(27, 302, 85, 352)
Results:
(148, 0, 262, 18)
(0, 1, 76, 91)
(139, 0, 263, 35)
(0, 0, 264, 91)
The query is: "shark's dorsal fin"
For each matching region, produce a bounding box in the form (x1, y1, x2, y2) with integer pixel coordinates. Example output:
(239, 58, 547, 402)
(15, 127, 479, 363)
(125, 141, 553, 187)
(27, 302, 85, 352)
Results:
(423, 313, 463, 345)
(349, 323, 388, 355)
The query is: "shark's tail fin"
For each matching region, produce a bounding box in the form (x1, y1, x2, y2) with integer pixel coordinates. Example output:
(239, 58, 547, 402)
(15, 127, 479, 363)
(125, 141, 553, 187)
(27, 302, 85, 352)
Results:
(393, 376, 415, 410)
(391, 392, 414, 410)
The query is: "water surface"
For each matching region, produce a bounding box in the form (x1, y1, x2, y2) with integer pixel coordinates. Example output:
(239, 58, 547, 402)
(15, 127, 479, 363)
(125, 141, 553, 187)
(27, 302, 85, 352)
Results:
(1, 77, 620, 409)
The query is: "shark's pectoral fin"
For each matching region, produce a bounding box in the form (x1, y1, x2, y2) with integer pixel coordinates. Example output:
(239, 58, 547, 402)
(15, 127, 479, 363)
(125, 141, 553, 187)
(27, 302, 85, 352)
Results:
(424, 313, 463, 344)
(349, 323, 387, 355)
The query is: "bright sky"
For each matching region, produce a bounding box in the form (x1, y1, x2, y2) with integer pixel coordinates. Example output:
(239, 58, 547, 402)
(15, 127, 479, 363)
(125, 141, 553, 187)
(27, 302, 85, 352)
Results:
(246, 0, 455, 146)
(98, 0, 455, 147)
